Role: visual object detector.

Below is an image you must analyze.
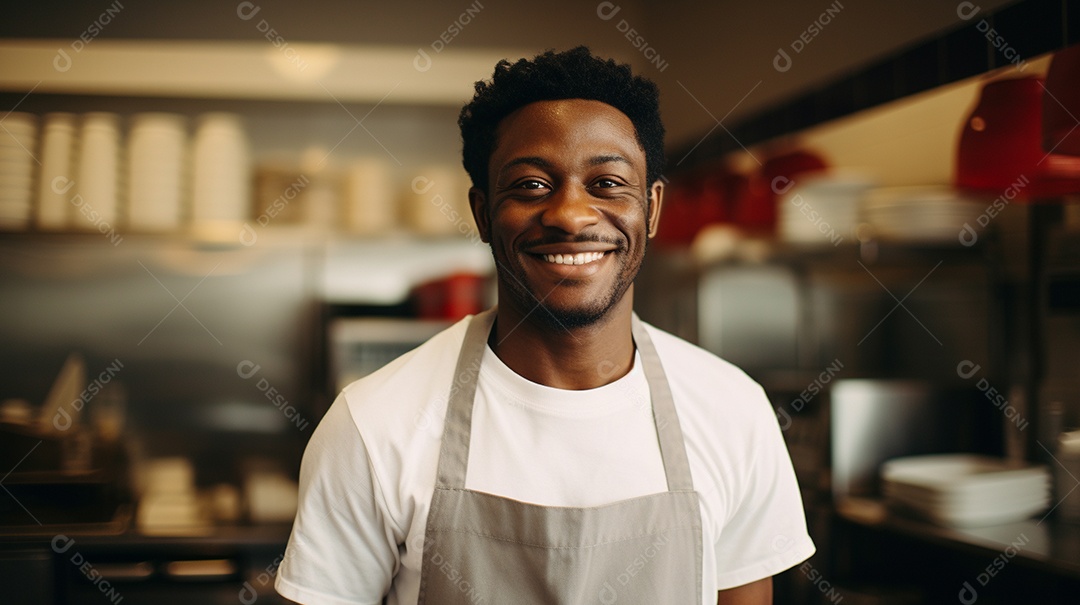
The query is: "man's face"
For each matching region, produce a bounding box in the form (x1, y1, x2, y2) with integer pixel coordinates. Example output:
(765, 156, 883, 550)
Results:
(469, 99, 663, 330)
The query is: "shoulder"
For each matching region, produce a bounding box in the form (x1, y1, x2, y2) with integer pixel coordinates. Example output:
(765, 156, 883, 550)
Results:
(640, 321, 780, 478)
(642, 321, 768, 411)
(327, 314, 472, 501)
(640, 323, 807, 565)
(340, 315, 470, 433)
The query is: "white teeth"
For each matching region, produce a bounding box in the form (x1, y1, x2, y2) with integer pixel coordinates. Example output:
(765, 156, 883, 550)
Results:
(542, 252, 605, 265)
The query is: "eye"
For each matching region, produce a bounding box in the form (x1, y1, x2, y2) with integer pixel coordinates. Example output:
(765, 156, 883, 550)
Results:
(590, 177, 627, 191)
(518, 180, 548, 190)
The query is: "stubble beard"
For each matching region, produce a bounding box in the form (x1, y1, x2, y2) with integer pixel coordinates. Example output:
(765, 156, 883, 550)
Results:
(492, 241, 641, 332)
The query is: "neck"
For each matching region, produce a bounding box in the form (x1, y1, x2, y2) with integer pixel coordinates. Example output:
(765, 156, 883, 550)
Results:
(489, 287, 636, 390)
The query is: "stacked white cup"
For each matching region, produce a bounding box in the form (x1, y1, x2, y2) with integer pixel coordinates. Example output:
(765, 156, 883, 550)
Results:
(73, 112, 121, 231)
(36, 113, 77, 230)
(405, 165, 473, 237)
(191, 113, 251, 225)
(0, 112, 38, 230)
(344, 157, 396, 235)
(128, 113, 187, 232)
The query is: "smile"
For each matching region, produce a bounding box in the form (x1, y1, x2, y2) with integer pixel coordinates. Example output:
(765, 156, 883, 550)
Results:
(542, 252, 607, 266)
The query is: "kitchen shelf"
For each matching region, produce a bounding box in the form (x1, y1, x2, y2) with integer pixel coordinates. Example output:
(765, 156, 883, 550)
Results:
(323, 235, 493, 305)
(0, 228, 494, 305)
(1, 468, 113, 485)
(0, 521, 293, 605)
(0, 504, 132, 538)
(759, 237, 992, 267)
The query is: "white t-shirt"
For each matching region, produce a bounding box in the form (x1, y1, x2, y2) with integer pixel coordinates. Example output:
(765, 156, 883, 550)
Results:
(276, 315, 815, 605)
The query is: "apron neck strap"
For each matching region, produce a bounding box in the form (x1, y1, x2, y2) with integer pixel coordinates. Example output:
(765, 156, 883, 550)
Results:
(434, 307, 696, 493)
(630, 313, 696, 492)
(434, 307, 495, 490)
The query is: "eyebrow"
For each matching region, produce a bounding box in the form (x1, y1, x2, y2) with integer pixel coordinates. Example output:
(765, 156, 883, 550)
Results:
(497, 154, 633, 178)
(498, 156, 551, 176)
(588, 154, 632, 167)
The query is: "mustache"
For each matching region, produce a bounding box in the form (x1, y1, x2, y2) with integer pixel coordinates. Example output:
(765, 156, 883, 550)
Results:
(518, 233, 626, 250)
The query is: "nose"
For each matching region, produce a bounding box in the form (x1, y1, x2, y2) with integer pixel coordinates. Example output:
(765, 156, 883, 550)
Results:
(540, 184, 599, 234)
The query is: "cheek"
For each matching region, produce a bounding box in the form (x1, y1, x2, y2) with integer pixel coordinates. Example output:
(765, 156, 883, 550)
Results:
(497, 205, 530, 225)
(609, 207, 648, 243)
(490, 208, 531, 249)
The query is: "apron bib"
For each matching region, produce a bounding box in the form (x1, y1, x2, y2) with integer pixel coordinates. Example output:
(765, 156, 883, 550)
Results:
(417, 308, 703, 604)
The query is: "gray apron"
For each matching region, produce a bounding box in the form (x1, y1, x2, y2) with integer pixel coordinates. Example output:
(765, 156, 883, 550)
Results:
(417, 307, 704, 605)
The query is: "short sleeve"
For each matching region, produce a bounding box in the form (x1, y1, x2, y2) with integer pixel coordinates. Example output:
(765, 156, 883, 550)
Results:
(712, 385, 816, 589)
(276, 396, 399, 605)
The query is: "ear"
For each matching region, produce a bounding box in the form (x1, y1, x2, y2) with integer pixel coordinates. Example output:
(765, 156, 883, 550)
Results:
(468, 186, 492, 243)
(646, 180, 664, 239)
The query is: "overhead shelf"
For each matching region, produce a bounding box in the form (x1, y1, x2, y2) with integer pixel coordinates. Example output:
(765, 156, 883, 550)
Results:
(322, 236, 493, 305)
(0, 39, 524, 105)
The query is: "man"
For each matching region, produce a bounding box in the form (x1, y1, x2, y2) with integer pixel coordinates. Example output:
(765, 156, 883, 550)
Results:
(276, 47, 814, 605)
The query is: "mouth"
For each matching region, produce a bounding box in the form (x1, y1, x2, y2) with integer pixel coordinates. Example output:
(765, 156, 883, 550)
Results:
(540, 251, 608, 266)
(520, 243, 618, 280)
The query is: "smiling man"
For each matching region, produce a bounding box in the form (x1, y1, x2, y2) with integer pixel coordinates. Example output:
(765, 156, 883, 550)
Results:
(276, 47, 814, 605)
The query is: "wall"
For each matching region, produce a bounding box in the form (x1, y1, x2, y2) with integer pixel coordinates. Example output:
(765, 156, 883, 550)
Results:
(1, 0, 650, 78)
(645, 0, 1020, 146)
(1, 0, 1021, 149)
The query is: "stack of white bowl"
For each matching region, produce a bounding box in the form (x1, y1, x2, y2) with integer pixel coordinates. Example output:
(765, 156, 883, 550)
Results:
(0, 112, 38, 230)
(128, 113, 187, 232)
(36, 113, 78, 230)
(72, 112, 121, 231)
(191, 112, 251, 225)
(882, 454, 1050, 527)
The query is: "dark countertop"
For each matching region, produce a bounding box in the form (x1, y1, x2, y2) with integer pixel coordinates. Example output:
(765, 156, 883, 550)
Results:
(836, 498, 1080, 580)
(0, 514, 292, 549)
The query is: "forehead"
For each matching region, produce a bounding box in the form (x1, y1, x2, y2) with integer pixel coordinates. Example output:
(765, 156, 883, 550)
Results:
(490, 99, 644, 165)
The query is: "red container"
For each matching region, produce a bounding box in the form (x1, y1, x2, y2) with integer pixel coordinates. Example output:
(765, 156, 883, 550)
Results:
(656, 163, 731, 246)
(956, 76, 1080, 197)
(659, 150, 829, 243)
(411, 273, 486, 320)
(748, 150, 828, 233)
(1043, 44, 1080, 157)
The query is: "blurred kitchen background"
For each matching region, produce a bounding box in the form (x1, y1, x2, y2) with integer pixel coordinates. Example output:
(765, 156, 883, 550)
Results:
(2, 0, 1080, 603)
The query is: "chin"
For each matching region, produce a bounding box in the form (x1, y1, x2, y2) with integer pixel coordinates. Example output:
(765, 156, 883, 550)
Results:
(493, 244, 639, 331)
(536, 304, 610, 330)
(528, 284, 632, 330)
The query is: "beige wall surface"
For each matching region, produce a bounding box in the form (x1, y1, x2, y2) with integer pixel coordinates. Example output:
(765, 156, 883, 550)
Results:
(2, 0, 1022, 148)
(643, 0, 1019, 144)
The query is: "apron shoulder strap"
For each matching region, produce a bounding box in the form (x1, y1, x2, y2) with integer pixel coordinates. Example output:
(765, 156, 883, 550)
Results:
(632, 314, 697, 493)
(434, 307, 496, 489)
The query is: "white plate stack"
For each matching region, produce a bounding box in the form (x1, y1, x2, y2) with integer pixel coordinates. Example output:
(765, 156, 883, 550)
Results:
(128, 113, 187, 232)
(137, 457, 208, 536)
(882, 454, 1050, 527)
(36, 113, 77, 230)
(191, 112, 251, 226)
(0, 112, 38, 230)
(860, 186, 985, 243)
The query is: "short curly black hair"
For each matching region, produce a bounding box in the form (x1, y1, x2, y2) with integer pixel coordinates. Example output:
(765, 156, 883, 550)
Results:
(459, 46, 665, 195)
